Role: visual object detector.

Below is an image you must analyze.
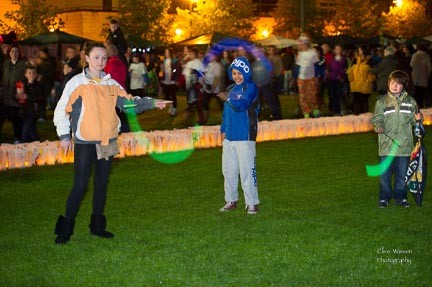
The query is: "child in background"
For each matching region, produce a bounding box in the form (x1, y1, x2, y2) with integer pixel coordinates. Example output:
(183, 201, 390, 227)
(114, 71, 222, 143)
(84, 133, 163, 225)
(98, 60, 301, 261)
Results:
(56, 57, 80, 104)
(53, 42, 167, 244)
(128, 53, 148, 98)
(18, 65, 43, 143)
(347, 46, 375, 114)
(219, 57, 260, 214)
(160, 48, 181, 116)
(372, 70, 422, 208)
(145, 61, 160, 98)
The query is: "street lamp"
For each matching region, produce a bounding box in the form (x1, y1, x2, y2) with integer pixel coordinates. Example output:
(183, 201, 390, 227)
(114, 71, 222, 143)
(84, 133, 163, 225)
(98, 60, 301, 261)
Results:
(394, 0, 403, 7)
(175, 28, 183, 36)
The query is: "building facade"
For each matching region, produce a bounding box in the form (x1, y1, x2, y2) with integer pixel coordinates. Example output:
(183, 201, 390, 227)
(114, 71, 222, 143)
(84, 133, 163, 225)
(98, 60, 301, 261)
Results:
(0, 0, 406, 43)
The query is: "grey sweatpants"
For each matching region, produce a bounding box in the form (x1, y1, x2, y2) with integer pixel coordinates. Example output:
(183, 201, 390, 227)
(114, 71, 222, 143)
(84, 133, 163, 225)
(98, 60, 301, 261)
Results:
(222, 139, 259, 206)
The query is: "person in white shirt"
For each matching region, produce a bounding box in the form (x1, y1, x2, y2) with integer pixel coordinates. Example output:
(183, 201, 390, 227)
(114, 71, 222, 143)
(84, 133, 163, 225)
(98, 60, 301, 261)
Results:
(182, 48, 205, 123)
(202, 52, 224, 124)
(296, 36, 319, 118)
(128, 53, 147, 97)
(160, 48, 181, 116)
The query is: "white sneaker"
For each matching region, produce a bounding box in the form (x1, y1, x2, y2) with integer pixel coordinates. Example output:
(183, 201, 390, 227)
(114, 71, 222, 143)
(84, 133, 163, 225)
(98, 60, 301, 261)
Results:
(219, 202, 237, 212)
(245, 205, 258, 214)
(169, 107, 177, 116)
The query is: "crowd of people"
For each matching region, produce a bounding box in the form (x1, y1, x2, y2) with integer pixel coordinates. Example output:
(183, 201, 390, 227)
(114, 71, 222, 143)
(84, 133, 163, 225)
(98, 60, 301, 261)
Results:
(1, 21, 431, 144)
(0, 20, 428, 242)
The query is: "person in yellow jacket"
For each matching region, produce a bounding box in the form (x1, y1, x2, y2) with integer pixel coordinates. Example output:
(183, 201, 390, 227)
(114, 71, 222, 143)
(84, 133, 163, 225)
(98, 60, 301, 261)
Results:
(347, 46, 375, 114)
(53, 42, 167, 244)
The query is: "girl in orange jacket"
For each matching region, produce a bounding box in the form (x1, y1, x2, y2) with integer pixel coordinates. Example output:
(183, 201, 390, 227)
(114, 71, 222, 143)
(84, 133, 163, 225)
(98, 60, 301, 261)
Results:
(53, 42, 166, 244)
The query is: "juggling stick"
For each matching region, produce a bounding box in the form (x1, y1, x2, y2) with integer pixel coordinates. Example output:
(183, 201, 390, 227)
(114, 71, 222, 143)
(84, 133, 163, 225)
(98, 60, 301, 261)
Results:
(366, 133, 400, 177)
(124, 98, 201, 164)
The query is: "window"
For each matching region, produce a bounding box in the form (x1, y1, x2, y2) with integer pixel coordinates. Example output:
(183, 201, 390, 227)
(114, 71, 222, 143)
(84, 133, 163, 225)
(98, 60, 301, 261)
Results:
(103, 0, 112, 11)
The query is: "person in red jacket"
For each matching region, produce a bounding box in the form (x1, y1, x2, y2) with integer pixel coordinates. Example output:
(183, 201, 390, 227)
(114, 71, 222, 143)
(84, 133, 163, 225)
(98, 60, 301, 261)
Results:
(104, 44, 130, 132)
(105, 45, 127, 89)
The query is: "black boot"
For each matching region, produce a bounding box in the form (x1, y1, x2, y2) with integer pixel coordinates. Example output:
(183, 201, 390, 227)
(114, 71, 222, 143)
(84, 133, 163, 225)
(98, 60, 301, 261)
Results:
(54, 215, 75, 244)
(89, 214, 114, 239)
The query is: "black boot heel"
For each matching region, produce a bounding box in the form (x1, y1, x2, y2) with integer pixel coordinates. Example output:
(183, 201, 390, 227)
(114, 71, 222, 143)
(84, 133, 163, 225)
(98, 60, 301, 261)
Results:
(54, 215, 75, 244)
(89, 214, 114, 239)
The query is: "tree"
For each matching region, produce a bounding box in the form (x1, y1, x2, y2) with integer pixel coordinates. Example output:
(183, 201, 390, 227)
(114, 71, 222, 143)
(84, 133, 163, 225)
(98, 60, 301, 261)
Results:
(273, 0, 318, 39)
(115, 0, 171, 43)
(0, 0, 63, 39)
(382, 0, 432, 38)
(171, 0, 257, 41)
(321, 0, 381, 38)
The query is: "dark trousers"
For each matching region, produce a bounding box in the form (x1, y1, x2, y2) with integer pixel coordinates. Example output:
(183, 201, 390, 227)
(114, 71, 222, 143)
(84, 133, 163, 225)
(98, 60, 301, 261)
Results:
(65, 144, 113, 220)
(203, 92, 223, 111)
(186, 83, 204, 124)
(39, 84, 51, 119)
(116, 108, 130, 133)
(328, 80, 343, 115)
(21, 115, 39, 143)
(379, 156, 409, 202)
(414, 86, 429, 108)
(0, 102, 5, 141)
(130, 88, 144, 98)
(352, 92, 370, 114)
(161, 83, 177, 108)
(5, 107, 23, 141)
(260, 82, 282, 120)
(270, 77, 282, 119)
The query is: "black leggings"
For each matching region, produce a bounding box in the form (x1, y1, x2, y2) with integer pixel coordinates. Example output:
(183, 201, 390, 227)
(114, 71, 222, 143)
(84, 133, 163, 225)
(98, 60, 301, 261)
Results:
(0, 102, 5, 140)
(5, 107, 23, 141)
(203, 92, 223, 111)
(414, 86, 429, 108)
(65, 144, 113, 219)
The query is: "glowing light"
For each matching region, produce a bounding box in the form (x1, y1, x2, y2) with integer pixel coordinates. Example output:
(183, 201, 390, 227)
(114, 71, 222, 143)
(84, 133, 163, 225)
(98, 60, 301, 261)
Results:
(150, 126, 202, 164)
(49, 28, 55, 32)
(393, 0, 403, 7)
(366, 140, 400, 177)
(124, 99, 200, 165)
(261, 29, 269, 38)
(6, 111, 432, 171)
(175, 28, 183, 36)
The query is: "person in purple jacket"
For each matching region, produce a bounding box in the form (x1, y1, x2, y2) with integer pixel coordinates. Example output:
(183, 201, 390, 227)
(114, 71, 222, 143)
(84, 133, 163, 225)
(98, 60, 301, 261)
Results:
(326, 45, 347, 116)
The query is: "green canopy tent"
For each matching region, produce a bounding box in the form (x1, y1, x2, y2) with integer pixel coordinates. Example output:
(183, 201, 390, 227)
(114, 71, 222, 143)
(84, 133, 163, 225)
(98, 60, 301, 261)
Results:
(424, 35, 432, 42)
(406, 36, 431, 45)
(256, 35, 298, 48)
(18, 30, 93, 59)
(126, 34, 164, 50)
(316, 35, 364, 47)
(364, 34, 396, 46)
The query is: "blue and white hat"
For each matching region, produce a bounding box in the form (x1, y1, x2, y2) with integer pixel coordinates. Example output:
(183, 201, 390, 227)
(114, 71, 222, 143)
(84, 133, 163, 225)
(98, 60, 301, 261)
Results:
(227, 56, 252, 82)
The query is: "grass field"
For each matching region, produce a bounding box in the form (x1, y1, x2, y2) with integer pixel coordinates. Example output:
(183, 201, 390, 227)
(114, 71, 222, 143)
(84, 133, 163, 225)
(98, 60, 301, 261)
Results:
(1, 129, 431, 286)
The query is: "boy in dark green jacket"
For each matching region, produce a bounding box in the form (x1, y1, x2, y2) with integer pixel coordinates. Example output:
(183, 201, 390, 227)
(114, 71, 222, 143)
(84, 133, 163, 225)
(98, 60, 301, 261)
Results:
(372, 70, 422, 208)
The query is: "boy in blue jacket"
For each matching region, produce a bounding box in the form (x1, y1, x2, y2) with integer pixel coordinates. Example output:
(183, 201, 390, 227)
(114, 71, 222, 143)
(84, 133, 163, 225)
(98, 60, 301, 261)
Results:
(219, 56, 260, 214)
